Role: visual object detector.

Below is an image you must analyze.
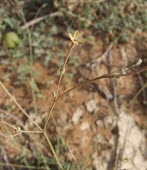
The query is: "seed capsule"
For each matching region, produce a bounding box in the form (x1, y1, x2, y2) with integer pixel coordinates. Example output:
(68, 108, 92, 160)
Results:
(3, 32, 20, 48)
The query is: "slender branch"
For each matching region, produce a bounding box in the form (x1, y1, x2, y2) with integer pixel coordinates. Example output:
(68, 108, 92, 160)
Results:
(56, 43, 74, 97)
(21, 12, 62, 30)
(0, 119, 43, 137)
(44, 132, 63, 170)
(44, 43, 74, 131)
(43, 66, 147, 128)
(0, 132, 21, 138)
(62, 43, 74, 68)
(0, 81, 42, 131)
(2, 121, 17, 130)
(43, 43, 75, 169)
(66, 142, 81, 170)
(127, 81, 147, 107)
(44, 102, 56, 131)
(57, 66, 147, 102)
(21, 130, 43, 134)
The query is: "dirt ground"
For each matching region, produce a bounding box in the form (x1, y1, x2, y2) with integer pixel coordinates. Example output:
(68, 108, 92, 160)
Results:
(0, 32, 147, 170)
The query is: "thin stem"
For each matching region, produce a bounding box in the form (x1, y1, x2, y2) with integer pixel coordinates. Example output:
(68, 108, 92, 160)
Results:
(43, 43, 74, 169)
(44, 131, 63, 170)
(44, 102, 56, 131)
(63, 43, 74, 68)
(0, 81, 42, 131)
(1, 120, 43, 136)
(2, 121, 17, 130)
(44, 64, 147, 133)
(44, 43, 74, 131)
(66, 142, 81, 170)
(56, 76, 62, 98)
(0, 132, 21, 138)
(57, 66, 147, 102)
(127, 81, 147, 107)
(56, 43, 74, 97)
(21, 130, 43, 134)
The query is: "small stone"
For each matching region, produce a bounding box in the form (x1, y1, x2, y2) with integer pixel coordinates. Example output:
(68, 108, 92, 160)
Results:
(96, 120, 104, 128)
(72, 107, 83, 124)
(103, 116, 114, 128)
(80, 122, 90, 131)
(84, 99, 99, 113)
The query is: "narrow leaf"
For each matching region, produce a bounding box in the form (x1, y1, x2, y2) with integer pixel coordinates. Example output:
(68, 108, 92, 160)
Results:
(69, 33, 74, 41)
(74, 30, 79, 39)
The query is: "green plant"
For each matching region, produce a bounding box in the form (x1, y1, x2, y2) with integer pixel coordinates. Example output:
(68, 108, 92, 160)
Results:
(0, 1, 147, 170)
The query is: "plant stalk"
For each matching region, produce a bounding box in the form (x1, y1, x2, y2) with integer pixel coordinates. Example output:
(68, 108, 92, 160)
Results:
(44, 131, 63, 170)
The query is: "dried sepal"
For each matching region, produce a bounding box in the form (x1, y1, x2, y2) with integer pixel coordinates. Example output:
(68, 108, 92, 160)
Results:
(74, 30, 79, 39)
(77, 38, 87, 43)
(69, 33, 74, 42)
(69, 30, 86, 45)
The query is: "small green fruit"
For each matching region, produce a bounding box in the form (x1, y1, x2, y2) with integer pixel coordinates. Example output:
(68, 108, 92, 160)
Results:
(3, 32, 20, 48)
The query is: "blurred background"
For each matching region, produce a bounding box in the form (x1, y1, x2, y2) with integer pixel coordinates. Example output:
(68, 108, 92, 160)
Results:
(0, 0, 147, 170)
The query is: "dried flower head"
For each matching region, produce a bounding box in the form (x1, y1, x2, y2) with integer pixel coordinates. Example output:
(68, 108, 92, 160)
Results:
(69, 30, 86, 45)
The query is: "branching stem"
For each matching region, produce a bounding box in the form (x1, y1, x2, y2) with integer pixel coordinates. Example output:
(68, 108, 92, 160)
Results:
(57, 65, 147, 102)
(0, 81, 42, 131)
(44, 43, 74, 131)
